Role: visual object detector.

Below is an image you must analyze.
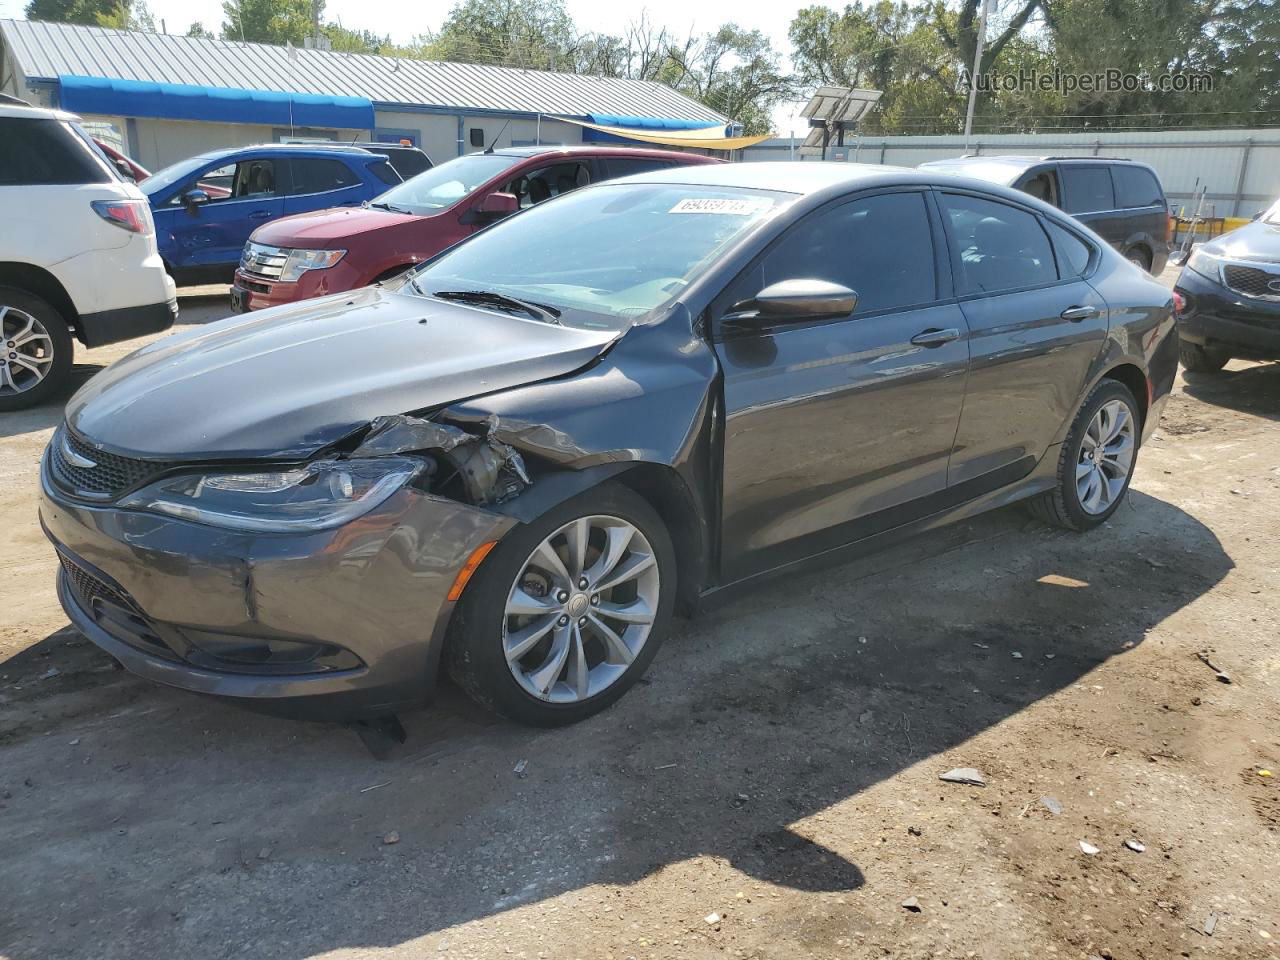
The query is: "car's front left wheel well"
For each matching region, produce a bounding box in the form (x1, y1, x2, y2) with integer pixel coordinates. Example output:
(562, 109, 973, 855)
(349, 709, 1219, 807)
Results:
(613, 463, 708, 615)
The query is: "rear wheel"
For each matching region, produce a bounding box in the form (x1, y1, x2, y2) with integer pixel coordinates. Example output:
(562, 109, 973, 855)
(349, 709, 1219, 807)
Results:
(0, 288, 73, 412)
(1027, 379, 1140, 531)
(1126, 248, 1152, 273)
(446, 482, 676, 725)
(1179, 341, 1230, 373)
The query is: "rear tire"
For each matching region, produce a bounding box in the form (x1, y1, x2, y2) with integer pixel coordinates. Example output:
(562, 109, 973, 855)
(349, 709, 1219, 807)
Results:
(445, 482, 676, 726)
(0, 287, 73, 412)
(1027, 379, 1140, 531)
(1126, 248, 1153, 273)
(1179, 341, 1230, 373)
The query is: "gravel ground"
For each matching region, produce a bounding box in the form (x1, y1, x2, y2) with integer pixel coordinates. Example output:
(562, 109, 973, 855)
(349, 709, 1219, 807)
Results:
(0, 275, 1277, 960)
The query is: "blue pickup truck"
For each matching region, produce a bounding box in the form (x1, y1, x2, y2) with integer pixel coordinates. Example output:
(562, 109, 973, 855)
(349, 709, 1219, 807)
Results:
(141, 143, 401, 286)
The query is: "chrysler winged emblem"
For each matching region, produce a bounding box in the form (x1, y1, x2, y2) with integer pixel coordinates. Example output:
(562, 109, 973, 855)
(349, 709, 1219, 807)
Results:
(60, 433, 97, 469)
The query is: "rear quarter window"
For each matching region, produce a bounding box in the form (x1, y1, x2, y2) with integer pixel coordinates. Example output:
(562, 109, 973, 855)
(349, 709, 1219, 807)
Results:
(1061, 166, 1116, 214)
(368, 159, 402, 186)
(1112, 166, 1164, 208)
(0, 117, 112, 185)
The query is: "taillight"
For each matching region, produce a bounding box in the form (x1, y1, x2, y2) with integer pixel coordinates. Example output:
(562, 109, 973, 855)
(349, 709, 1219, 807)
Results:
(1172, 291, 1186, 315)
(91, 199, 152, 235)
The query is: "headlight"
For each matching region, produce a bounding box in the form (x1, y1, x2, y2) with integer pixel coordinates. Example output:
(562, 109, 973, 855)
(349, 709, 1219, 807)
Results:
(118, 457, 421, 532)
(1186, 246, 1223, 281)
(279, 248, 347, 282)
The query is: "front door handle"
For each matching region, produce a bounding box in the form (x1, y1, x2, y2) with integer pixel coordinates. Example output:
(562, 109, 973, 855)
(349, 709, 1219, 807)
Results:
(910, 327, 961, 347)
(248, 210, 272, 220)
(1060, 305, 1099, 322)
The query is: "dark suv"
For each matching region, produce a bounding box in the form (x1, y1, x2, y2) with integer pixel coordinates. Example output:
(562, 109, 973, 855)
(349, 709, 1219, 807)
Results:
(919, 156, 1170, 274)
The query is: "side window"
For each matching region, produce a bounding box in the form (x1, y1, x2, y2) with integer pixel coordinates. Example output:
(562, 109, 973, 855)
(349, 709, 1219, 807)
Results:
(368, 159, 401, 186)
(168, 161, 237, 205)
(940, 193, 1057, 294)
(506, 162, 590, 209)
(288, 157, 359, 195)
(604, 156, 670, 179)
(1112, 166, 1163, 208)
(232, 159, 279, 199)
(1045, 221, 1093, 278)
(1017, 171, 1059, 207)
(1061, 166, 1116, 213)
(754, 192, 937, 315)
(0, 118, 111, 185)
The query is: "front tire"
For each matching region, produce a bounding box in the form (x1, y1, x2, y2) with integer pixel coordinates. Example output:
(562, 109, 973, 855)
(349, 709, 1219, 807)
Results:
(1179, 341, 1230, 373)
(1028, 379, 1140, 531)
(0, 287, 73, 412)
(445, 482, 676, 726)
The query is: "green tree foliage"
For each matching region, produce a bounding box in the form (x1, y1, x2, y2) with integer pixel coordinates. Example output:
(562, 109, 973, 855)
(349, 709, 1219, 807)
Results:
(427, 0, 579, 71)
(24, 0, 118, 24)
(220, 0, 320, 45)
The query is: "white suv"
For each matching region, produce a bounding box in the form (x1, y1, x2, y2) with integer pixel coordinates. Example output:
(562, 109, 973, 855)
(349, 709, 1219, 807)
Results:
(0, 102, 176, 411)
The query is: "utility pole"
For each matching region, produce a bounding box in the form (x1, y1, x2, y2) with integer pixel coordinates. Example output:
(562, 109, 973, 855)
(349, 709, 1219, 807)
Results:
(963, 0, 994, 150)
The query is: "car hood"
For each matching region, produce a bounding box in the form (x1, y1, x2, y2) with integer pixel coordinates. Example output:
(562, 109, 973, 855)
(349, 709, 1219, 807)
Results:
(1203, 218, 1280, 263)
(251, 206, 429, 246)
(66, 287, 616, 461)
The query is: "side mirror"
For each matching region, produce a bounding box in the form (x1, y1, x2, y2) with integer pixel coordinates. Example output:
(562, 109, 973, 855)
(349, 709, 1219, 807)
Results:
(479, 191, 518, 217)
(725, 279, 858, 328)
(183, 189, 210, 213)
(113, 157, 137, 182)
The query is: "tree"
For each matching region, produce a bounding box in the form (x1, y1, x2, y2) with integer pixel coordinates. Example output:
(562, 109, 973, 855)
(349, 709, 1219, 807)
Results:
(427, 0, 579, 70)
(220, 0, 321, 45)
(187, 22, 214, 37)
(24, 0, 118, 24)
(95, 0, 155, 30)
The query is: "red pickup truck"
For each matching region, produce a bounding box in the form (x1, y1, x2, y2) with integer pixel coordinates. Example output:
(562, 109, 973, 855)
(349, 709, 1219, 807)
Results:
(231, 145, 720, 312)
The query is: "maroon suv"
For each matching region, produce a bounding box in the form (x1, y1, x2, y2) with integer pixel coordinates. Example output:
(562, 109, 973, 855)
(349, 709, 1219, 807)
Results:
(232, 146, 720, 311)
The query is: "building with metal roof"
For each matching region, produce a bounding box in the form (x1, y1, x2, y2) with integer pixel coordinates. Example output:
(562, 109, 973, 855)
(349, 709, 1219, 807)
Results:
(0, 18, 733, 170)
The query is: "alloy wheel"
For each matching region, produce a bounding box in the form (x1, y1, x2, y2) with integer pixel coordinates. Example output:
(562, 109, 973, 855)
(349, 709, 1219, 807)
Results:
(1076, 398, 1136, 514)
(0, 306, 55, 395)
(503, 515, 660, 703)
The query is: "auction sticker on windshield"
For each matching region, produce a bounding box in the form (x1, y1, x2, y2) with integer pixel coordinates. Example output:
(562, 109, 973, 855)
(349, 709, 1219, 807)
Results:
(669, 197, 768, 215)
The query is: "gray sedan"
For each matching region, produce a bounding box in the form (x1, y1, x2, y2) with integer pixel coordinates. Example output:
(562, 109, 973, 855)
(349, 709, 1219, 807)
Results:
(40, 162, 1178, 725)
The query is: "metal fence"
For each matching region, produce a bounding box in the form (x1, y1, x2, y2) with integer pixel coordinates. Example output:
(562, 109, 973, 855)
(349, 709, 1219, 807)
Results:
(742, 128, 1280, 219)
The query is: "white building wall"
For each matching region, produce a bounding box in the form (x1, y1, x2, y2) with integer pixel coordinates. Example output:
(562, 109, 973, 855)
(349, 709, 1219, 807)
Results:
(118, 117, 367, 170)
(744, 128, 1280, 218)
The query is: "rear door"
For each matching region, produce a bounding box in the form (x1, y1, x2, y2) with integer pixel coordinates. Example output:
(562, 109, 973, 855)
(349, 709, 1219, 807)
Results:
(713, 189, 971, 581)
(936, 190, 1108, 486)
(284, 156, 368, 214)
(1110, 164, 1169, 269)
(1059, 164, 1125, 248)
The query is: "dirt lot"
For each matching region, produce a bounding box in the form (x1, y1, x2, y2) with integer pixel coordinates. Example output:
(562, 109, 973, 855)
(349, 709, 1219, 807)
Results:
(1, 278, 1277, 960)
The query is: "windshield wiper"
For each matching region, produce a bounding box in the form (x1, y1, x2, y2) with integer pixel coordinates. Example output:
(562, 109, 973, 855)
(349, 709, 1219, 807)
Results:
(368, 201, 413, 215)
(431, 289, 562, 324)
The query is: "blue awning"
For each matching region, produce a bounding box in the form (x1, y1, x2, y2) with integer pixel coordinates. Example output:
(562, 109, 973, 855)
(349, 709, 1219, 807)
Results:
(586, 113, 725, 132)
(58, 75, 375, 130)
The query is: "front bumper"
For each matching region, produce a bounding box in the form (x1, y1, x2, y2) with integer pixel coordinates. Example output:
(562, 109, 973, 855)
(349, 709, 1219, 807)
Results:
(1174, 265, 1280, 360)
(232, 261, 365, 312)
(40, 458, 514, 720)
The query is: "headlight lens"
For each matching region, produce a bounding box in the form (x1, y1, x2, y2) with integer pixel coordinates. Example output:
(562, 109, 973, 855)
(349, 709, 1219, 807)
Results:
(279, 248, 347, 282)
(118, 457, 421, 532)
(1186, 246, 1222, 281)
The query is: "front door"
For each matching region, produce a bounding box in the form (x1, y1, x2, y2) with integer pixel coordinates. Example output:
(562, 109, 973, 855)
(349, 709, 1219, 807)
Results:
(935, 190, 1109, 486)
(156, 157, 285, 273)
(714, 190, 971, 582)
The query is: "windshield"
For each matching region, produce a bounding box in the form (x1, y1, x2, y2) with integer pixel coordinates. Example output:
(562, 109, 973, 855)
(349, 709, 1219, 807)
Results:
(142, 154, 215, 198)
(372, 153, 521, 215)
(407, 182, 790, 330)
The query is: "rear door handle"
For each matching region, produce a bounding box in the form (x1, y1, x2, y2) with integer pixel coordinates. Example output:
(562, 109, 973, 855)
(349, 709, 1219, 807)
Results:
(910, 327, 961, 347)
(1060, 305, 1099, 322)
(248, 210, 272, 220)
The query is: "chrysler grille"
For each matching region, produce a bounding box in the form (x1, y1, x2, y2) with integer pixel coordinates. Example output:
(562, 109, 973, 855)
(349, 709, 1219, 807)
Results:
(49, 426, 171, 501)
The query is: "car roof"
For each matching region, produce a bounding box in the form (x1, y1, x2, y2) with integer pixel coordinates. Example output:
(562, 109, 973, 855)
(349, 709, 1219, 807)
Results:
(0, 101, 78, 121)
(920, 154, 1149, 169)
(614, 160, 923, 195)
(490, 145, 718, 162)
(193, 143, 378, 160)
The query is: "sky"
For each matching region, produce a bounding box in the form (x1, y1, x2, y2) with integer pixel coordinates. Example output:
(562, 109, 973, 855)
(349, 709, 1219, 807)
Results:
(0, 0, 820, 136)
